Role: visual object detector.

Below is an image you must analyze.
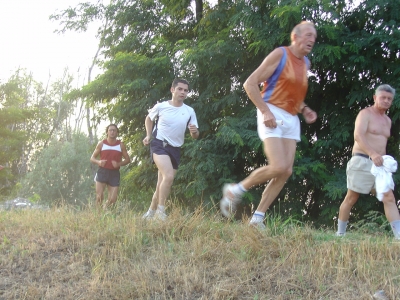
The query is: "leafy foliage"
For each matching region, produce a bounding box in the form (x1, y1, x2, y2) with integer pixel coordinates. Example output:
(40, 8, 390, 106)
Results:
(0, 69, 86, 200)
(18, 133, 94, 206)
(51, 0, 400, 226)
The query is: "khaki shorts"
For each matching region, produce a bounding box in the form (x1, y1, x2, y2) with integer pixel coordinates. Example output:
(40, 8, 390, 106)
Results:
(347, 156, 375, 194)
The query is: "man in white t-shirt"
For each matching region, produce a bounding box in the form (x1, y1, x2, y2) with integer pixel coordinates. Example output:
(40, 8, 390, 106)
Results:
(142, 78, 199, 220)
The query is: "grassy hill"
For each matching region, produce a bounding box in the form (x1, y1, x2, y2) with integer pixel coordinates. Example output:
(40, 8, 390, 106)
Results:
(0, 204, 398, 299)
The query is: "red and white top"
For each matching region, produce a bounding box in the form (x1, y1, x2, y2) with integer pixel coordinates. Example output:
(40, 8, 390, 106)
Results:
(100, 139, 122, 170)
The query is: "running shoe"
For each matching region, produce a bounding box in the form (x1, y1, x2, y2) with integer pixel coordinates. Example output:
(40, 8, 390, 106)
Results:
(154, 209, 167, 221)
(142, 210, 155, 220)
(220, 184, 242, 218)
(249, 220, 266, 230)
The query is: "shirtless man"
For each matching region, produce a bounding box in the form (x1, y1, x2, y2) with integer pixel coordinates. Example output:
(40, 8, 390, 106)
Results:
(336, 84, 400, 239)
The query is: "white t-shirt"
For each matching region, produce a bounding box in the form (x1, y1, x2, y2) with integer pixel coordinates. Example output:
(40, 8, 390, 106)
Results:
(148, 101, 198, 147)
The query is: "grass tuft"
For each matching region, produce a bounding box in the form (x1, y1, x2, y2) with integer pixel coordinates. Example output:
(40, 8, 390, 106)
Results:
(1, 203, 399, 299)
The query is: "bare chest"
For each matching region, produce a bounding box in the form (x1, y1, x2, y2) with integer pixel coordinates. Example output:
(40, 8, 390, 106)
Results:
(368, 116, 390, 138)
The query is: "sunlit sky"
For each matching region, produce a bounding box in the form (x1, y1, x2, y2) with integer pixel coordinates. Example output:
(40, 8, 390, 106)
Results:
(0, 0, 101, 86)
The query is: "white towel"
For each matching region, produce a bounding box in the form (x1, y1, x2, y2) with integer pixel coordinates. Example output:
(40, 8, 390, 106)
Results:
(370, 155, 397, 201)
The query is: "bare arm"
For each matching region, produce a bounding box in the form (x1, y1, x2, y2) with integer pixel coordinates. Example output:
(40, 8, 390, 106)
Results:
(243, 48, 283, 128)
(143, 115, 154, 145)
(90, 141, 106, 167)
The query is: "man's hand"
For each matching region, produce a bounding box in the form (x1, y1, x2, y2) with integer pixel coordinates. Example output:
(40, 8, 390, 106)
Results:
(370, 153, 384, 167)
(188, 124, 199, 135)
(143, 136, 151, 145)
(99, 160, 107, 167)
(263, 110, 278, 128)
(302, 107, 317, 124)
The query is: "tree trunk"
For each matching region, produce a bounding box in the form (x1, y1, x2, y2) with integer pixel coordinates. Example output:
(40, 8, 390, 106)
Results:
(195, 0, 203, 22)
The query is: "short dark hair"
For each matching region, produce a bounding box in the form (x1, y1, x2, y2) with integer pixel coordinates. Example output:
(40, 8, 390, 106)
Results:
(172, 78, 189, 89)
(106, 124, 119, 134)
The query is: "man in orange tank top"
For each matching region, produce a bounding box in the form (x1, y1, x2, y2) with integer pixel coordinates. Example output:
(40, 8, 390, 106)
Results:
(220, 21, 317, 228)
(90, 124, 131, 209)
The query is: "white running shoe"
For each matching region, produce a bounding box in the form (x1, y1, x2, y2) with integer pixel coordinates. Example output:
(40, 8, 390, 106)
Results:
(220, 184, 242, 218)
(142, 210, 155, 220)
(373, 290, 389, 300)
(335, 232, 346, 237)
(249, 220, 266, 230)
(154, 210, 167, 221)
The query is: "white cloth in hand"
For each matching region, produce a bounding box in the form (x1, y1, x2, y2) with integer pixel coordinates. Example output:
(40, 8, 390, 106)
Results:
(370, 155, 397, 201)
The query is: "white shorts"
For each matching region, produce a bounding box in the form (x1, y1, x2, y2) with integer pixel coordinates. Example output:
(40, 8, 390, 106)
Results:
(257, 103, 301, 142)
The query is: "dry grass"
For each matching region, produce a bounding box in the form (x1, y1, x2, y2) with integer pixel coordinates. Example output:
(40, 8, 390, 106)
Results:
(1, 204, 399, 300)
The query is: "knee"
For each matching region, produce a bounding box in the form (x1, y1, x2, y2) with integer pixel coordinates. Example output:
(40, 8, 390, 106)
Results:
(381, 191, 395, 205)
(341, 194, 358, 207)
(271, 165, 292, 179)
(163, 173, 175, 184)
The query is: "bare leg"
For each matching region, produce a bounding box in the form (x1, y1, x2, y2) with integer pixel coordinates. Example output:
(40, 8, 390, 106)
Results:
(104, 185, 119, 208)
(149, 170, 163, 210)
(152, 154, 177, 207)
(381, 190, 400, 223)
(241, 138, 297, 212)
(338, 189, 360, 221)
(95, 182, 106, 208)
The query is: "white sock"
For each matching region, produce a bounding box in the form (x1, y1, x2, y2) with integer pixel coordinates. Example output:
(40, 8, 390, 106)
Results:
(390, 220, 400, 238)
(232, 182, 247, 195)
(157, 205, 165, 213)
(251, 211, 265, 223)
(147, 209, 156, 216)
(337, 219, 348, 235)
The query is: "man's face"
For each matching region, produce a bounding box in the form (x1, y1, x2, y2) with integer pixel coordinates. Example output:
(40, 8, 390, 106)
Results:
(171, 83, 189, 101)
(107, 126, 118, 138)
(374, 91, 394, 110)
(296, 25, 317, 55)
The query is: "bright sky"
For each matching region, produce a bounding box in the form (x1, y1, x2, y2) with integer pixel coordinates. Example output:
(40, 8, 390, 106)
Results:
(0, 0, 100, 86)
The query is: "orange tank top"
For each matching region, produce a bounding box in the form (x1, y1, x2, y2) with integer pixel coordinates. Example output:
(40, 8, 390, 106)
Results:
(261, 47, 309, 115)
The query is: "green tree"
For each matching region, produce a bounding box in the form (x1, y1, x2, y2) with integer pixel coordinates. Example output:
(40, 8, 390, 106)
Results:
(0, 70, 53, 197)
(0, 69, 80, 199)
(52, 0, 400, 225)
(18, 133, 94, 206)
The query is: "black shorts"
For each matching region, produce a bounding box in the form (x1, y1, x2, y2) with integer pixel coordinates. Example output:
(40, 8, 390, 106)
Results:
(150, 139, 181, 170)
(95, 167, 120, 187)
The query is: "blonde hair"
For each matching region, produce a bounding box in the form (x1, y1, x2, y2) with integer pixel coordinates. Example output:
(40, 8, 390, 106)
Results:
(291, 21, 315, 42)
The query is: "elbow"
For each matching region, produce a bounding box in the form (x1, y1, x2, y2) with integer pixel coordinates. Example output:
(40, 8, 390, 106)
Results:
(243, 78, 257, 95)
(243, 79, 250, 92)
